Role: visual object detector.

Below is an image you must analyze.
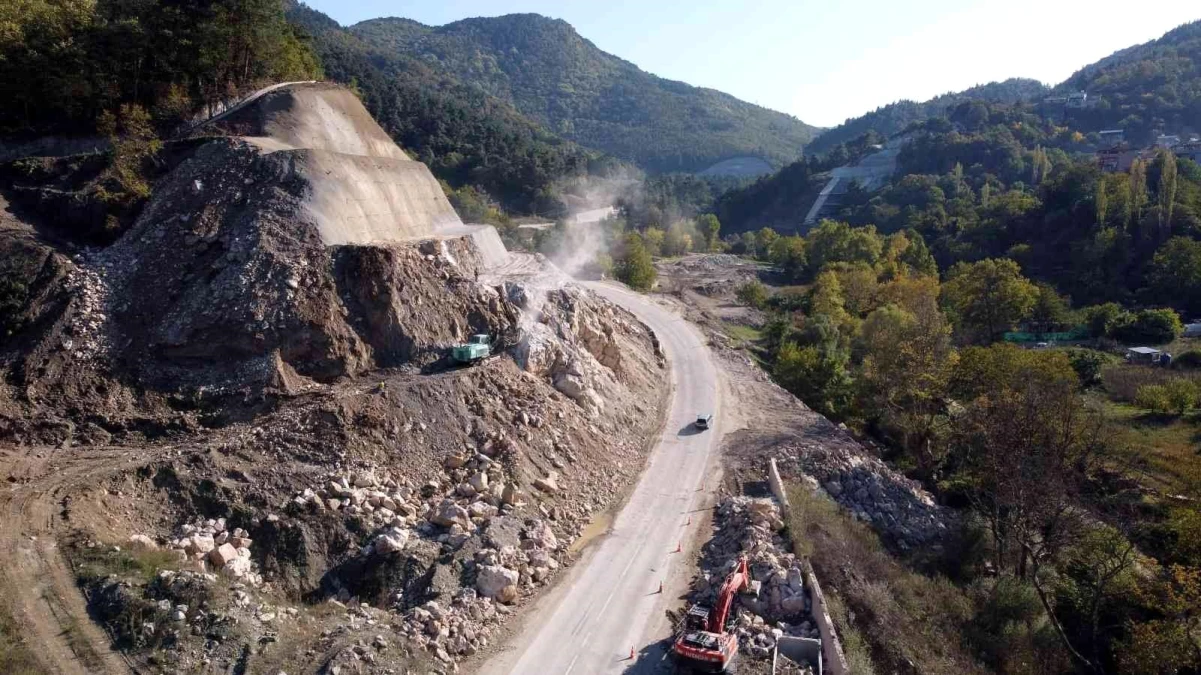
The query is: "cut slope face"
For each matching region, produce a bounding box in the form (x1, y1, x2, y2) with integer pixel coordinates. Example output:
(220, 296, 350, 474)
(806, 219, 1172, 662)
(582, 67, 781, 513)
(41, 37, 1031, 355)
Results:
(198, 82, 466, 246)
(205, 82, 408, 159)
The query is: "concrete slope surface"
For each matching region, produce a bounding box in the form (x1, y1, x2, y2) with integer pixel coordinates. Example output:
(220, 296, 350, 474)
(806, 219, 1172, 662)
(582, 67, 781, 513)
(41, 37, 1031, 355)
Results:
(483, 283, 722, 675)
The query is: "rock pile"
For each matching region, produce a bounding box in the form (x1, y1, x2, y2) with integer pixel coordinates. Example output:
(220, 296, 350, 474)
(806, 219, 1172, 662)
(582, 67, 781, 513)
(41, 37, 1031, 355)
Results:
(161, 518, 261, 584)
(392, 590, 510, 664)
(690, 497, 819, 662)
(779, 440, 950, 549)
(60, 258, 112, 365)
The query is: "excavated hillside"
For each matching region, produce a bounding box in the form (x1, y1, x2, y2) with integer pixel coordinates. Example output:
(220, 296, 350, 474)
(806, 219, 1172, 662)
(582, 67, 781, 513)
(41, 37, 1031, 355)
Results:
(0, 83, 668, 674)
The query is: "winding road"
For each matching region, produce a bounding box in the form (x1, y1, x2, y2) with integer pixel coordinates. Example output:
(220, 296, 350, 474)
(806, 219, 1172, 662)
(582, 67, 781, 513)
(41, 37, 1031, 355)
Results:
(481, 282, 725, 674)
(0, 279, 722, 675)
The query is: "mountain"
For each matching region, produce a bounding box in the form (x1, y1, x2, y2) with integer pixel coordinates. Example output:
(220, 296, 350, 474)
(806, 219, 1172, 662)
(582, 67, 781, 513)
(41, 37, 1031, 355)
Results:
(1054, 20, 1201, 143)
(805, 78, 1050, 155)
(286, 4, 619, 216)
(346, 14, 820, 174)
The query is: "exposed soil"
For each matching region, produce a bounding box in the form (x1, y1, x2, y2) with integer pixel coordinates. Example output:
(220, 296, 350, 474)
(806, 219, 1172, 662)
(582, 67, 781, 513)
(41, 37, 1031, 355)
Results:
(0, 84, 671, 674)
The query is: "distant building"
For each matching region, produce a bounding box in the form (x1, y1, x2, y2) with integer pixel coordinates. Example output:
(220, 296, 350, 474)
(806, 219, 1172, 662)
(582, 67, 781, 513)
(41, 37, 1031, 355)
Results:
(1097, 144, 1142, 172)
(1174, 142, 1201, 164)
(1157, 134, 1182, 148)
(1127, 346, 1162, 364)
(1099, 129, 1126, 145)
(1184, 323, 1201, 338)
(1066, 92, 1089, 109)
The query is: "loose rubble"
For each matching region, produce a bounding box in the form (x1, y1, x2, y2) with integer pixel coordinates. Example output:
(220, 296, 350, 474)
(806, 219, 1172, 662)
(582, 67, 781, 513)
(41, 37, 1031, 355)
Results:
(687, 496, 819, 666)
(777, 438, 951, 550)
(160, 517, 262, 584)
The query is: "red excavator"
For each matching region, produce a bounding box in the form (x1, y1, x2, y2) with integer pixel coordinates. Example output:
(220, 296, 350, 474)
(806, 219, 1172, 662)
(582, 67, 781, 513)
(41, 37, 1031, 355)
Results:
(671, 556, 750, 673)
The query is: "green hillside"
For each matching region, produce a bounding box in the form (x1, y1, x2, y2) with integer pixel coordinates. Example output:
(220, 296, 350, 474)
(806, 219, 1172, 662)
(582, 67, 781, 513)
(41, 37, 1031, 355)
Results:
(287, 4, 621, 216)
(805, 78, 1049, 155)
(1056, 20, 1201, 143)
(347, 14, 820, 174)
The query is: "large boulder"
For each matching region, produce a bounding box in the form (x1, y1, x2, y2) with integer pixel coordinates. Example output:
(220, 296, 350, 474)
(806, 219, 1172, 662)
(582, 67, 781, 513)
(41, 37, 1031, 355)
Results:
(525, 520, 558, 550)
(208, 543, 239, 569)
(430, 500, 470, 528)
(476, 565, 519, 602)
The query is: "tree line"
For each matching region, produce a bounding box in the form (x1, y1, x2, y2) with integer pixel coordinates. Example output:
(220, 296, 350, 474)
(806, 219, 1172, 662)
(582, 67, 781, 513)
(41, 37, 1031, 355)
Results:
(0, 0, 322, 135)
(729, 215, 1200, 673)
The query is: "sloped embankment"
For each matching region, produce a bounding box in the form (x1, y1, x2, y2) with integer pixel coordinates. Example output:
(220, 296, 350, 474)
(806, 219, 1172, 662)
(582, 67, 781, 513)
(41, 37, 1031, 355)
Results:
(0, 82, 669, 674)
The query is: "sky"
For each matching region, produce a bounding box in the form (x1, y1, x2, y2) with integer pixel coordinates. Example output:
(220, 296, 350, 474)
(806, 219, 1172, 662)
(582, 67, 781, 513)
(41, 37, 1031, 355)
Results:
(302, 0, 1200, 128)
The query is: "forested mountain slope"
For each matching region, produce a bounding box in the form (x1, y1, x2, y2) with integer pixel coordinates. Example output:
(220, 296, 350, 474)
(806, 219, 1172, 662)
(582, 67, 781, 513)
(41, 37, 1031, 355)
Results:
(347, 14, 820, 173)
(286, 3, 619, 215)
(805, 78, 1049, 155)
(1056, 20, 1201, 143)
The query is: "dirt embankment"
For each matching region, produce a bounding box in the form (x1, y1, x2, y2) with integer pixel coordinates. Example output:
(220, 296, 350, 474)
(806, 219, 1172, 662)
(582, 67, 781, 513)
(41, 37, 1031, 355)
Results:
(0, 82, 669, 674)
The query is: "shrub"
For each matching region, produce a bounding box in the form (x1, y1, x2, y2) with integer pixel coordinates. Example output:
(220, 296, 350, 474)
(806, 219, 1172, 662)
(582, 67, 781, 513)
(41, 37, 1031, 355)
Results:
(1135, 384, 1172, 413)
(1102, 364, 1201, 403)
(0, 273, 29, 338)
(735, 280, 768, 309)
(1173, 350, 1201, 370)
(614, 233, 657, 291)
(1164, 378, 1200, 415)
(1064, 348, 1115, 387)
(1111, 308, 1183, 344)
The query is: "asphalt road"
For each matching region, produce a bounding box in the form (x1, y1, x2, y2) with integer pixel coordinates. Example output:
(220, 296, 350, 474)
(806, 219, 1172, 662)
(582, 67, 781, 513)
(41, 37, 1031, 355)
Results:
(481, 283, 723, 674)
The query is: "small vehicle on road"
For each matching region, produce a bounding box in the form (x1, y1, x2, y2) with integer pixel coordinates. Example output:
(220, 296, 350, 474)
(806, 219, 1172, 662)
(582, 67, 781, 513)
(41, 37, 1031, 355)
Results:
(695, 414, 713, 430)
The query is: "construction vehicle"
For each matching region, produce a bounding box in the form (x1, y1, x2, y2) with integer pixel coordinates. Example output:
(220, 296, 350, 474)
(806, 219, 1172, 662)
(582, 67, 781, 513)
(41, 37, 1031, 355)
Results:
(452, 334, 491, 364)
(672, 557, 750, 673)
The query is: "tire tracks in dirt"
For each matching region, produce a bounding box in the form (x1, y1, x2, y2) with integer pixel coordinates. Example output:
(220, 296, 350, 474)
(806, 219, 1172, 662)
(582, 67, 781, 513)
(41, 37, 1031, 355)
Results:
(0, 446, 158, 675)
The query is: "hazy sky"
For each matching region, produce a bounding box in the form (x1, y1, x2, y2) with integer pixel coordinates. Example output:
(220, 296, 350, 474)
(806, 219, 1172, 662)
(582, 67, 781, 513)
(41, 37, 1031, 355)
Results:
(302, 0, 1199, 128)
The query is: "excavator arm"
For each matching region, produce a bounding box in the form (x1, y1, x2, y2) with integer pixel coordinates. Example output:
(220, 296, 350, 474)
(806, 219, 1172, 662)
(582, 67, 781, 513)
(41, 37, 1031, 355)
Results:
(707, 557, 749, 634)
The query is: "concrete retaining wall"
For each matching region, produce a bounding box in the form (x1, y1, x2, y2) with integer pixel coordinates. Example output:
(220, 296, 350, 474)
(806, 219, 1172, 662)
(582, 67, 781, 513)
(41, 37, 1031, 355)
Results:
(804, 563, 849, 675)
(775, 636, 823, 674)
(769, 458, 791, 511)
(772, 457, 850, 675)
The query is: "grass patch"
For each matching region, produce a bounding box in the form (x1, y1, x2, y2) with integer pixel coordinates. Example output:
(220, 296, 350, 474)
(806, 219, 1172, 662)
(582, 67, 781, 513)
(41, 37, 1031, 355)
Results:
(0, 589, 41, 675)
(66, 536, 182, 586)
(1094, 396, 1201, 494)
(785, 483, 990, 675)
(721, 322, 762, 344)
(1100, 363, 1201, 403)
(821, 589, 877, 675)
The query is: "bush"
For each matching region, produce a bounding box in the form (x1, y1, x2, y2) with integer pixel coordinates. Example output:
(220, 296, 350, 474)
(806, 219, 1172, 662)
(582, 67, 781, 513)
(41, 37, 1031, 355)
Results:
(0, 273, 29, 338)
(1064, 348, 1115, 387)
(1173, 350, 1201, 370)
(1102, 364, 1201, 403)
(1111, 308, 1184, 344)
(735, 280, 768, 309)
(1164, 378, 1200, 415)
(614, 233, 657, 291)
(1135, 384, 1172, 413)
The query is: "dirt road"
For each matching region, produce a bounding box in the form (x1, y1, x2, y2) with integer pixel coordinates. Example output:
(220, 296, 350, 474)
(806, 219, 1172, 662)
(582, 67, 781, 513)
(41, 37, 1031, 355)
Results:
(480, 282, 724, 675)
(0, 446, 148, 675)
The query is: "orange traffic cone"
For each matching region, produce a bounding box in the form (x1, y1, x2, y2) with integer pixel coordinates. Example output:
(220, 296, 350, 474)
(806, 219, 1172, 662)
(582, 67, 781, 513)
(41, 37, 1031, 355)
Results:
(629, 646, 635, 660)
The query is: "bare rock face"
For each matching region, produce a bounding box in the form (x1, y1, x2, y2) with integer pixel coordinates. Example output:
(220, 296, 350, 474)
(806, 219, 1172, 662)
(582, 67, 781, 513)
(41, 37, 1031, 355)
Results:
(88, 139, 519, 395)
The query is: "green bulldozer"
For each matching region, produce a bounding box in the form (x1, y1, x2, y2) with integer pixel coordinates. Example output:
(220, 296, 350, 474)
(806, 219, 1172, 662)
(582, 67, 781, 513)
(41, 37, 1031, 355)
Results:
(452, 334, 491, 364)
